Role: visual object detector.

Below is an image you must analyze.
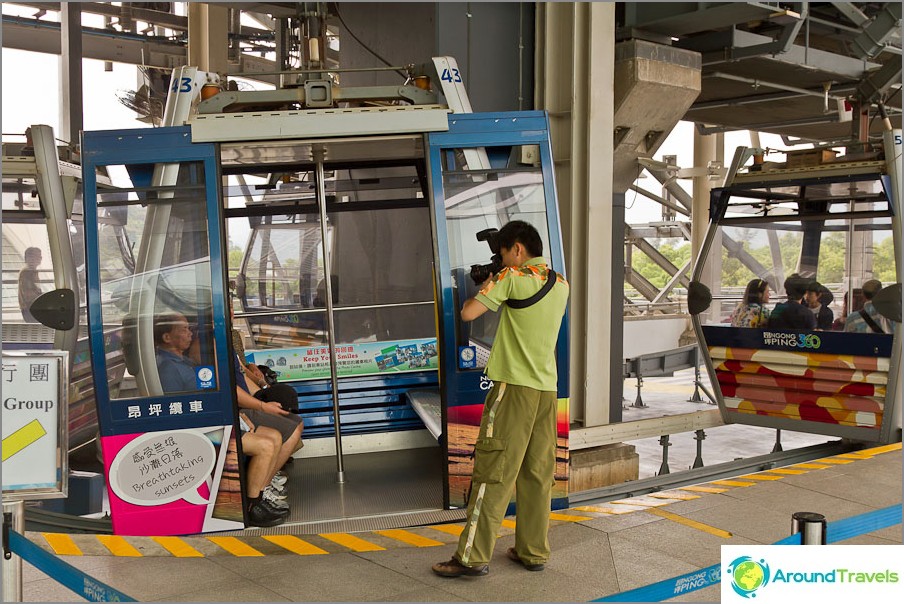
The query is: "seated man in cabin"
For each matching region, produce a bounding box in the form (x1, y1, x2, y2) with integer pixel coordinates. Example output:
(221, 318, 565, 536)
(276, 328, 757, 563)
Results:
(804, 281, 834, 330)
(767, 274, 816, 331)
(154, 312, 199, 393)
(18, 247, 44, 323)
(844, 279, 892, 334)
(238, 413, 290, 527)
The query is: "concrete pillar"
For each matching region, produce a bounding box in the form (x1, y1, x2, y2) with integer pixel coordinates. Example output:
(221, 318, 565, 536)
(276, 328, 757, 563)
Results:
(537, 3, 617, 427)
(59, 3, 83, 147)
(187, 3, 229, 74)
(692, 130, 723, 321)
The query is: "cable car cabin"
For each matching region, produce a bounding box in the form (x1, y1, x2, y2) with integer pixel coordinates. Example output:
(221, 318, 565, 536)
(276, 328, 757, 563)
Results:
(81, 62, 569, 534)
(1, 127, 126, 454)
(691, 149, 902, 444)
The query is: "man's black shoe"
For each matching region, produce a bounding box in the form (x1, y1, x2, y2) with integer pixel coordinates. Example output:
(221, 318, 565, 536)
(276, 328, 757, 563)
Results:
(507, 547, 545, 571)
(248, 501, 287, 527)
(432, 557, 489, 577)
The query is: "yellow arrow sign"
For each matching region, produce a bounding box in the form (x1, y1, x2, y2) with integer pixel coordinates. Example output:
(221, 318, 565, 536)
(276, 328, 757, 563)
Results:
(2, 419, 47, 461)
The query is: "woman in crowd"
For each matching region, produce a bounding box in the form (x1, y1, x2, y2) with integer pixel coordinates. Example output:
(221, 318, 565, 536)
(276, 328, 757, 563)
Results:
(730, 278, 771, 327)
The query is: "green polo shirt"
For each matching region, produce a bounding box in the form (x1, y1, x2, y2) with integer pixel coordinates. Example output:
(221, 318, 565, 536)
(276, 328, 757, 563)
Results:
(474, 257, 569, 392)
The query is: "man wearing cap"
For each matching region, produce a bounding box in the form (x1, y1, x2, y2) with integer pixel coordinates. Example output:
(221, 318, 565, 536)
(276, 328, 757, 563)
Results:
(804, 281, 834, 330)
(767, 273, 816, 331)
(844, 279, 892, 334)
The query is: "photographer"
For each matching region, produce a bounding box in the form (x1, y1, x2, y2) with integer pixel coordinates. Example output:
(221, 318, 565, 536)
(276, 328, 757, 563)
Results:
(433, 220, 569, 578)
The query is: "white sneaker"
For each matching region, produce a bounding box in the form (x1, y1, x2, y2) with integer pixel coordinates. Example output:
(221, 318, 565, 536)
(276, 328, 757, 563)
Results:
(262, 486, 289, 510)
(271, 471, 288, 488)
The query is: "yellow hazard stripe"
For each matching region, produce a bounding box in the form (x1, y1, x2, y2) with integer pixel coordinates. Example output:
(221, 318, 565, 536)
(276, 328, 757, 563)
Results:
(42, 533, 82, 556)
(2, 419, 47, 461)
(790, 463, 830, 470)
(647, 508, 733, 538)
(549, 512, 593, 522)
(818, 458, 854, 464)
(710, 479, 756, 487)
(429, 524, 464, 537)
(320, 533, 385, 552)
(96, 535, 142, 557)
(263, 535, 329, 555)
(740, 474, 784, 481)
(207, 536, 264, 557)
(374, 529, 444, 547)
(863, 442, 901, 455)
(647, 491, 701, 501)
(151, 536, 203, 557)
(571, 505, 631, 515)
(767, 468, 807, 475)
(500, 519, 517, 529)
(680, 485, 728, 494)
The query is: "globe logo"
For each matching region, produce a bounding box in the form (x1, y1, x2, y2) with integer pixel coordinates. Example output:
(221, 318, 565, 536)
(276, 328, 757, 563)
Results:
(727, 556, 770, 598)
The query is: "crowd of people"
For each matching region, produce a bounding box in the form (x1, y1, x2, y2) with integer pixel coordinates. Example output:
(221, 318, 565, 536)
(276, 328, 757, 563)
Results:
(728, 274, 892, 334)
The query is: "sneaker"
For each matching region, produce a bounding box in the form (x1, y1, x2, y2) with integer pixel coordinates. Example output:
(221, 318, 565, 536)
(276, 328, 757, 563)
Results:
(506, 547, 545, 571)
(262, 486, 290, 510)
(247, 501, 286, 527)
(268, 481, 289, 498)
(431, 558, 488, 578)
(271, 470, 288, 488)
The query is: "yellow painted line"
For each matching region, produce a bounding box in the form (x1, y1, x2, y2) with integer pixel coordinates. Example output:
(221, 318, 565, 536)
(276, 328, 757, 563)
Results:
(818, 458, 854, 465)
(611, 496, 673, 507)
(263, 535, 329, 555)
(501, 519, 517, 529)
(2, 419, 47, 461)
(790, 463, 831, 470)
(549, 512, 593, 522)
(647, 491, 701, 501)
(740, 474, 785, 481)
(710, 480, 756, 487)
(863, 442, 902, 455)
(320, 533, 385, 552)
(207, 536, 264, 557)
(571, 505, 632, 515)
(767, 468, 807, 475)
(680, 486, 728, 494)
(837, 452, 873, 459)
(42, 533, 82, 556)
(96, 535, 143, 557)
(151, 536, 204, 557)
(374, 529, 444, 548)
(647, 508, 733, 539)
(429, 524, 464, 537)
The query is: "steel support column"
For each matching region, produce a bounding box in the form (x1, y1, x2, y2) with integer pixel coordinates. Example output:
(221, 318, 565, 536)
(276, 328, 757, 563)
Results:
(692, 130, 723, 322)
(59, 3, 83, 146)
(188, 3, 229, 75)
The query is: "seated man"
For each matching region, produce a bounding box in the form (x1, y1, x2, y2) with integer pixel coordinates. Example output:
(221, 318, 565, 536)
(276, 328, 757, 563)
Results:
(154, 313, 198, 393)
(767, 274, 816, 331)
(804, 281, 834, 330)
(238, 413, 290, 527)
(844, 279, 892, 334)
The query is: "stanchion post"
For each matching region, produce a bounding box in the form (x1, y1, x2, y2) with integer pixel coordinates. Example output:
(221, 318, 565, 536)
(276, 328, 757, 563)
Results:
(792, 511, 827, 544)
(2, 500, 25, 602)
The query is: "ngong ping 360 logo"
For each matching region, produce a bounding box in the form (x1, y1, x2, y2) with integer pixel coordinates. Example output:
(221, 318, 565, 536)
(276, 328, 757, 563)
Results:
(726, 556, 771, 598)
(762, 332, 821, 350)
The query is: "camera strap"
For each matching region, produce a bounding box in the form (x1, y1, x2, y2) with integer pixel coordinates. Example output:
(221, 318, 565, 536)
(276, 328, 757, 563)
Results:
(506, 269, 557, 309)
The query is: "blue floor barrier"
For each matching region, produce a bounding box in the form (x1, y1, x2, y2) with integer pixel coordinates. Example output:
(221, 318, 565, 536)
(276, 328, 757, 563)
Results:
(8, 531, 136, 602)
(592, 504, 902, 602)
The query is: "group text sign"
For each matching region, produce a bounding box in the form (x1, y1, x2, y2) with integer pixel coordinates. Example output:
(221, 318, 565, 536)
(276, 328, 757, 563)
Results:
(1, 351, 68, 498)
(722, 545, 904, 602)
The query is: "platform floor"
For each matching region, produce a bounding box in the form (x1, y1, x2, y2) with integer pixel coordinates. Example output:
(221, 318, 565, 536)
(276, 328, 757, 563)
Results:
(22, 441, 902, 602)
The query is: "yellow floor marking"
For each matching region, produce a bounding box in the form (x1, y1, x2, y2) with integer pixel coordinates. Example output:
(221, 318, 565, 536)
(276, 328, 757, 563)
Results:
(151, 536, 204, 557)
(429, 524, 464, 537)
(647, 508, 733, 539)
(42, 533, 82, 556)
(837, 452, 874, 459)
(680, 486, 728, 494)
(96, 535, 143, 557)
(863, 443, 902, 455)
(549, 512, 593, 522)
(207, 536, 265, 557)
(263, 535, 329, 555)
(767, 468, 807, 475)
(740, 474, 784, 481)
(374, 529, 444, 548)
(790, 463, 831, 470)
(818, 458, 854, 465)
(501, 519, 517, 529)
(2, 419, 47, 461)
(710, 480, 756, 487)
(610, 496, 671, 507)
(647, 491, 701, 501)
(320, 533, 385, 552)
(571, 505, 632, 515)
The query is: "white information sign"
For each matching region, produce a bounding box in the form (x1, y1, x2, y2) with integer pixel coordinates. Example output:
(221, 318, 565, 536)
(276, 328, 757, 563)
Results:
(1, 351, 68, 499)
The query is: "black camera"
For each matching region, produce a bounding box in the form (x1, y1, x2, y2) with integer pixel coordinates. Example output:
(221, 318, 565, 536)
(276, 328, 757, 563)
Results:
(469, 228, 504, 285)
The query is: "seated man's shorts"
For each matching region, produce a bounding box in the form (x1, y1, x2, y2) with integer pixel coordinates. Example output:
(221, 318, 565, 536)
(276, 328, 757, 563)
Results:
(243, 407, 302, 443)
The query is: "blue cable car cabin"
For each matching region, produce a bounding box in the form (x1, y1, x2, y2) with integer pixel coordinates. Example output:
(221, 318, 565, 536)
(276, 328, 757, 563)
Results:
(82, 91, 569, 532)
(690, 149, 902, 444)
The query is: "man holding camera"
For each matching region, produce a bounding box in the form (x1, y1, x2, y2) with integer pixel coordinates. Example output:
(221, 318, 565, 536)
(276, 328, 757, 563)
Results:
(433, 220, 569, 578)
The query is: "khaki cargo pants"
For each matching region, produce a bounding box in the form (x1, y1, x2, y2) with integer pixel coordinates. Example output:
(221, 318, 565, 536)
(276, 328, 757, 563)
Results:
(455, 382, 558, 567)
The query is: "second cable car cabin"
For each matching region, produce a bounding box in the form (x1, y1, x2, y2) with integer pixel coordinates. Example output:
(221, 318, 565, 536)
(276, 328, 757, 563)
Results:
(82, 61, 569, 534)
(690, 139, 903, 445)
